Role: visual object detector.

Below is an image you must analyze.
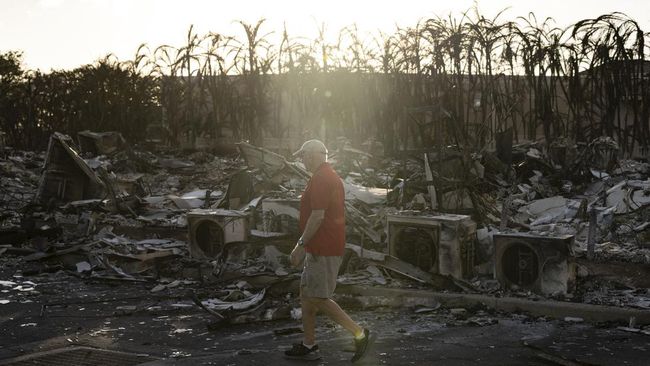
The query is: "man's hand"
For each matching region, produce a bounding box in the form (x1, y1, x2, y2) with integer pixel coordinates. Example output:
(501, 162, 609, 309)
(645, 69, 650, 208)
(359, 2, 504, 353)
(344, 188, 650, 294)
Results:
(290, 242, 305, 268)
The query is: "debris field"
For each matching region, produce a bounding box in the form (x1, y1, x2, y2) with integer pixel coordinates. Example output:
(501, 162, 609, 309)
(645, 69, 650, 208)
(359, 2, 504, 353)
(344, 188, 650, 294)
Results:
(1, 131, 649, 365)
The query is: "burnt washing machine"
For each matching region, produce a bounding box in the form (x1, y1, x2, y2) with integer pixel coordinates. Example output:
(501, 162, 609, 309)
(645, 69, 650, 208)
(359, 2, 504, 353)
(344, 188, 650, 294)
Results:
(494, 233, 575, 295)
(186, 209, 250, 259)
(387, 212, 477, 280)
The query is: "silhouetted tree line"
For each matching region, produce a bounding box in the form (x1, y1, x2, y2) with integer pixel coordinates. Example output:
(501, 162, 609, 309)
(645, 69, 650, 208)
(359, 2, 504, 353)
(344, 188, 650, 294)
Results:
(0, 9, 648, 155)
(0, 52, 158, 150)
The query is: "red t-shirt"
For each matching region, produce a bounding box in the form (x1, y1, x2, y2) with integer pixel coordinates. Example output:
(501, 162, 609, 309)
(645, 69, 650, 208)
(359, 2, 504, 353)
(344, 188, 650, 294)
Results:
(299, 162, 345, 256)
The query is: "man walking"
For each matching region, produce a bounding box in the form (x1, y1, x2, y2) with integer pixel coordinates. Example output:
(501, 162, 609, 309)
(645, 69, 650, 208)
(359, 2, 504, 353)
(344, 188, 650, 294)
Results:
(284, 139, 371, 362)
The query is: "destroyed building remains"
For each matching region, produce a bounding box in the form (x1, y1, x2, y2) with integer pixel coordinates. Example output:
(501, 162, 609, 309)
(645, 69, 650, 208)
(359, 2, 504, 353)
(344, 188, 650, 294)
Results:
(2, 122, 650, 364)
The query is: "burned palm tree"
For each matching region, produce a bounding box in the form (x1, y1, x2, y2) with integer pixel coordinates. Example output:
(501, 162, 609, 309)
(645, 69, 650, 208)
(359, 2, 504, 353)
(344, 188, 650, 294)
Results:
(152, 44, 184, 144)
(464, 8, 516, 146)
(511, 13, 561, 141)
(178, 25, 207, 147)
(1, 10, 649, 157)
(201, 32, 236, 141)
(571, 12, 648, 154)
(230, 19, 275, 144)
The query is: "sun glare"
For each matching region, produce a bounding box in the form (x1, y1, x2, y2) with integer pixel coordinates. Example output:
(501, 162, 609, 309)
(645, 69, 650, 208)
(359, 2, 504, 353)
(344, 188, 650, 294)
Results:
(0, 0, 645, 70)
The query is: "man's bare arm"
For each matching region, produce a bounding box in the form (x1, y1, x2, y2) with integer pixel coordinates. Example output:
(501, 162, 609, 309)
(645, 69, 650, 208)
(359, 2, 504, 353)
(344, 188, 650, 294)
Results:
(290, 209, 325, 267)
(300, 209, 325, 244)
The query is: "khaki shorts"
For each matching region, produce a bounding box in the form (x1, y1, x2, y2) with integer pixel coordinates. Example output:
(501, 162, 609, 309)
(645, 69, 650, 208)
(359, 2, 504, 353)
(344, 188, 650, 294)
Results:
(300, 253, 342, 299)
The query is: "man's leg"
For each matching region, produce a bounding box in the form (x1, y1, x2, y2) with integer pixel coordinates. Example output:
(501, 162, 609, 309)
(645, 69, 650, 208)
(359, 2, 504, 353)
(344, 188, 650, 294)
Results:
(301, 295, 319, 345)
(285, 293, 322, 360)
(317, 298, 363, 337)
(315, 297, 372, 363)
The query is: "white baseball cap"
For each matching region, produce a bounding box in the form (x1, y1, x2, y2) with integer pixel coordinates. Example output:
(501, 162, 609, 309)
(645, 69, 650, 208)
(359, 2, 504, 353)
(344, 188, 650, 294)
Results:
(293, 139, 328, 156)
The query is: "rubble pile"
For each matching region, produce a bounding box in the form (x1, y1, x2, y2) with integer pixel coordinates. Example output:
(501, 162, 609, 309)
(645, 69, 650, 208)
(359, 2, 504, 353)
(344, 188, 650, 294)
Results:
(0, 150, 43, 228)
(1, 131, 650, 332)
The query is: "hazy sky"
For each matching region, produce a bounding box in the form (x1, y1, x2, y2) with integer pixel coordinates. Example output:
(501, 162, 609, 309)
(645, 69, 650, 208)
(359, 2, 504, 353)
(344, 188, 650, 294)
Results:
(1, 0, 648, 71)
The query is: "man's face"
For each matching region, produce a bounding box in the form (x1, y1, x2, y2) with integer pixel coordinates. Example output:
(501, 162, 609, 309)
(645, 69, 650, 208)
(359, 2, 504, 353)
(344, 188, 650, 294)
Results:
(301, 150, 322, 172)
(301, 150, 314, 172)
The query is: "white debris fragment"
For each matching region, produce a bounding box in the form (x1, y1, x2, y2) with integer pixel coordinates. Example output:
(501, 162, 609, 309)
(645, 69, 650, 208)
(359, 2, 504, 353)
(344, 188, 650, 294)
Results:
(202, 288, 266, 311)
(171, 328, 193, 334)
(527, 148, 542, 159)
(150, 284, 166, 292)
(606, 180, 650, 214)
(343, 178, 387, 205)
(563, 317, 584, 323)
(290, 307, 302, 320)
(76, 261, 92, 272)
(516, 196, 580, 226)
(590, 168, 610, 179)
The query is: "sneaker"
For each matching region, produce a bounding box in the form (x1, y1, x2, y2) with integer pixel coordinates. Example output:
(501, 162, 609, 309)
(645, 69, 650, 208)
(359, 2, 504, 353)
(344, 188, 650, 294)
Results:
(351, 328, 373, 363)
(284, 343, 322, 361)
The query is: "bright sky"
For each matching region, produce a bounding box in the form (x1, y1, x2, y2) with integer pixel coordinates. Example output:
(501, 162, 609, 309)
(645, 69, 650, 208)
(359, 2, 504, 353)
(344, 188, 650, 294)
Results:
(1, 0, 648, 71)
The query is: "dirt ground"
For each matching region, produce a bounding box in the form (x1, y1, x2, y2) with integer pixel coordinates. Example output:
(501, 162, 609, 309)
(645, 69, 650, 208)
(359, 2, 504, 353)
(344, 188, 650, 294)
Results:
(1, 266, 648, 366)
